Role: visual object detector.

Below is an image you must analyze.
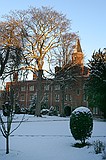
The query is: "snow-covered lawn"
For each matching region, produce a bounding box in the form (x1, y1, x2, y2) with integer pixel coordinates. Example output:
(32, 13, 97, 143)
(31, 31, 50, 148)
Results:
(0, 115, 106, 160)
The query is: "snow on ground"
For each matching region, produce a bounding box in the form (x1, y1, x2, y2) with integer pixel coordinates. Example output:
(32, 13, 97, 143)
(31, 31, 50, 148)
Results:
(0, 114, 106, 160)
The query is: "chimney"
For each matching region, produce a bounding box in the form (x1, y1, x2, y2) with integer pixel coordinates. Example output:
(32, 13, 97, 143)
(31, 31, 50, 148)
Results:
(55, 66, 61, 73)
(13, 72, 18, 81)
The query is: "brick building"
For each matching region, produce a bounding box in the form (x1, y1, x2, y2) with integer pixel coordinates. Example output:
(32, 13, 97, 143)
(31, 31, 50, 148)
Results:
(6, 39, 89, 114)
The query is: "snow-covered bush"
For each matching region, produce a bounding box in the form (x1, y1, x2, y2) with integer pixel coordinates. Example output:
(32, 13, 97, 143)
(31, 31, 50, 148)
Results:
(93, 140, 105, 154)
(48, 106, 58, 116)
(102, 148, 106, 160)
(70, 106, 93, 144)
(40, 109, 49, 115)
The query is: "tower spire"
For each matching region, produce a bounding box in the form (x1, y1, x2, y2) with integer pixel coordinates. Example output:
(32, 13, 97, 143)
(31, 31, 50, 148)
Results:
(72, 38, 84, 66)
(74, 38, 82, 53)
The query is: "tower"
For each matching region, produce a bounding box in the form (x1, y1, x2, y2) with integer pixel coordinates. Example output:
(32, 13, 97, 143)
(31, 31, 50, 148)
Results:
(72, 38, 84, 66)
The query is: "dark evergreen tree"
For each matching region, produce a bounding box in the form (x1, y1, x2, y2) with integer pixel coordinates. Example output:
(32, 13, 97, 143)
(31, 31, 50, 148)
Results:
(86, 49, 106, 118)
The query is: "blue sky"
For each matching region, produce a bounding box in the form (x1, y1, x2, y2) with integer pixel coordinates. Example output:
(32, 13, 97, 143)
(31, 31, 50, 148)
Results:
(0, 0, 106, 64)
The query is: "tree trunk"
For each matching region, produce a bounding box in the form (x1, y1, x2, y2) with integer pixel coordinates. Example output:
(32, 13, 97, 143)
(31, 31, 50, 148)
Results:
(6, 135, 9, 154)
(35, 70, 43, 116)
(6, 115, 11, 154)
(60, 85, 65, 116)
(81, 138, 85, 145)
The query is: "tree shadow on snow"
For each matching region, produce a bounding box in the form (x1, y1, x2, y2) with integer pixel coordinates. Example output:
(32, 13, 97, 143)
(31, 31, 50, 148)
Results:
(72, 142, 92, 148)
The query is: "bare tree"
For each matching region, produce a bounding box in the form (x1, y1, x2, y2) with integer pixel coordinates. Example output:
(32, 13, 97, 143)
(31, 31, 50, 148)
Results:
(0, 78, 25, 154)
(1, 6, 77, 116)
(7, 6, 77, 116)
(0, 19, 27, 153)
(58, 32, 77, 66)
(47, 33, 78, 116)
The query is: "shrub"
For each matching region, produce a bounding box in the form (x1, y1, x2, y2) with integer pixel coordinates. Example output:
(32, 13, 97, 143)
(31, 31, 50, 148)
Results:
(48, 109, 58, 116)
(40, 109, 49, 115)
(102, 149, 106, 160)
(70, 106, 93, 144)
(93, 140, 105, 154)
(64, 106, 71, 116)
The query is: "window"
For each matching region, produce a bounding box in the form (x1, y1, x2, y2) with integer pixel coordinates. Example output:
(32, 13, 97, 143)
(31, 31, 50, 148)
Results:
(76, 89, 80, 95)
(93, 107, 98, 115)
(44, 84, 49, 91)
(83, 94, 87, 102)
(54, 84, 60, 90)
(21, 86, 26, 91)
(65, 94, 68, 101)
(29, 85, 34, 91)
(20, 94, 25, 101)
(69, 95, 72, 101)
(55, 94, 60, 102)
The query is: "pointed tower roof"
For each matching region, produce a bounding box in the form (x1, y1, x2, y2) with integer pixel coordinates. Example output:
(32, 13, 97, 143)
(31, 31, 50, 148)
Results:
(72, 38, 84, 66)
(74, 38, 82, 53)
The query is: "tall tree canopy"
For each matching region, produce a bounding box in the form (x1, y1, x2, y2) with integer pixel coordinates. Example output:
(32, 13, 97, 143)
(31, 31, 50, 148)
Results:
(3, 6, 77, 75)
(86, 49, 106, 118)
(0, 6, 77, 116)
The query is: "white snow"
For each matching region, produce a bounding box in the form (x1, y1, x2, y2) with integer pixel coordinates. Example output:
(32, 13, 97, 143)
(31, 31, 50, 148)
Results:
(0, 114, 106, 160)
(72, 106, 92, 115)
